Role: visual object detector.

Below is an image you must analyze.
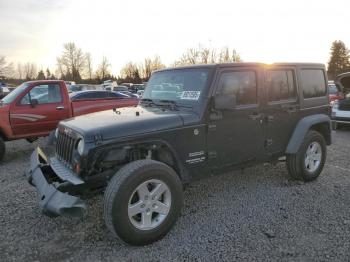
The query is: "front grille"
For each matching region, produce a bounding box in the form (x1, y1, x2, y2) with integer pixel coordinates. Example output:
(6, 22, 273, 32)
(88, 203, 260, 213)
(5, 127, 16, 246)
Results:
(339, 100, 350, 111)
(56, 131, 78, 168)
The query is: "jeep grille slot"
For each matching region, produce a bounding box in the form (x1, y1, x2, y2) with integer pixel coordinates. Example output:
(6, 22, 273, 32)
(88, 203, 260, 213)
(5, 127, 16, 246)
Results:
(56, 131, 77, 168)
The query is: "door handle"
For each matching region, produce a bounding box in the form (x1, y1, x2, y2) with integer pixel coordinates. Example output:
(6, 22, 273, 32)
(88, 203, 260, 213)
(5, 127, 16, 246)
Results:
(248, 113, 262, 120)
(287, 107, 297, 113)
(56, 106, 64, 110)
(266, 115, 274, 122)
(280, 104, 298, 113)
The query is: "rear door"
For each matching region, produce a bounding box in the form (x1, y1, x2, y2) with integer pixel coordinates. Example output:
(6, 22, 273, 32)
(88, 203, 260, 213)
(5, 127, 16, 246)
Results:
(10, 82, 70, 136)
(262, 67, 300, 156)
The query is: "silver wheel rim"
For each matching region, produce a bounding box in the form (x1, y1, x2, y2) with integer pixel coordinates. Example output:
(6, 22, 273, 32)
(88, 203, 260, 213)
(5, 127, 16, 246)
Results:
(304, 141, 322, 173)
(128, 179, 171, 230)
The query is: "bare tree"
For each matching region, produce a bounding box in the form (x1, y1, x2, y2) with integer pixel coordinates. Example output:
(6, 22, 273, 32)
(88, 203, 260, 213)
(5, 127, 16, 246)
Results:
(85, 52, 93, 80)
(174, 45, 241, 66)
(56, 57, 66, 79)
(0, 56, 14, 78)
(174, 47, 201, 66)
(139, 56, 165, 80)
(96, 56, 111, 80)
(23, 62, 37, 80)
(200, 47, 211, 64)
(217, 47, 241, 63)
(120, 62, 139, 81)
(56, 42, 86, 81)
(17, 63, 24, 79)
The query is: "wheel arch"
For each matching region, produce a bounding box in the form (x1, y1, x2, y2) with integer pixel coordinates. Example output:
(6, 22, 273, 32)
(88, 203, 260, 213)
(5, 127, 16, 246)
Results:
(285, 114, 331, 154)
(92, 139, 190, 184)
(0, 127, 8, 141)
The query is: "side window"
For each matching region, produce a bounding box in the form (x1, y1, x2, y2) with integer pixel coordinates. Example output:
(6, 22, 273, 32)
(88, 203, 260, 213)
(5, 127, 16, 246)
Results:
(301, 69, 326, 98)
(217, 71, 257, 105)
(20, 84, 62, 105)
(77, 92, 109, 100)
(108, 92, 121, 98)
(94, 92, 108, 99)
(266, 70, 296, 102)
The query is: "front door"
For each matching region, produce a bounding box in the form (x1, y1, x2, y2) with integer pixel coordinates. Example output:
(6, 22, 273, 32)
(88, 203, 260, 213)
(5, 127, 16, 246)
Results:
(207, 68, 265, 169)
(10, 83, 70, 137)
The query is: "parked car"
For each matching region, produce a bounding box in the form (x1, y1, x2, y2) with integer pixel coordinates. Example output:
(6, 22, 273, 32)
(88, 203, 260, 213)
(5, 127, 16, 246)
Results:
(27, 63, 331, 246)
(113, 85, 129, 92)
(0, 83, 10, 98)
(69, 90, 131, 101)
(64, 81, 76, 91)
(129, 84, 145, 93)
(121, 82, 133, 89)
(0, 80, 138, 161)
(68, 84, 102, 93)
(331, 98, 350, 129)
(328, 81, 344, 102)
(137, 89, 144, 97)
(112, 86, 139, 98)
(102, 80, 117, 91)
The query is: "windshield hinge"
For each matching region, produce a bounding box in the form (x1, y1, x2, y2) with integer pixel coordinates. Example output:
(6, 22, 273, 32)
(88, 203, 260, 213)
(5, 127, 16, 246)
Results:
(94, 134, 103, 145)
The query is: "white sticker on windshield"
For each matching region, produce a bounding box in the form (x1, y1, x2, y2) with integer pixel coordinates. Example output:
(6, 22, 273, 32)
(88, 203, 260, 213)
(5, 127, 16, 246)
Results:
(180, 91, 201, 100)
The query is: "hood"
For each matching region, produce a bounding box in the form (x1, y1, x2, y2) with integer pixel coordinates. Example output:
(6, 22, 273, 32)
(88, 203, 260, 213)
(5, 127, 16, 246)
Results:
(336, 72, 350, 93)
(60, 105, 199, 142)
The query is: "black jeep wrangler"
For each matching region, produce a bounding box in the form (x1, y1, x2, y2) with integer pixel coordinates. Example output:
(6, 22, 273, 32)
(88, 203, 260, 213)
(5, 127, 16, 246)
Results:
(27, 63, 331, 245)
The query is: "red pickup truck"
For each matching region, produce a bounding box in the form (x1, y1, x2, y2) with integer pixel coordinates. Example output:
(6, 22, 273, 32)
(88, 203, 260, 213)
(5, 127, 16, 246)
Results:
(0, 80, 138, 161)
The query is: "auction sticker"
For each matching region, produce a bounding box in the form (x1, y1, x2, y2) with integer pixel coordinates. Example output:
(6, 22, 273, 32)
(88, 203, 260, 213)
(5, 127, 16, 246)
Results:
(180, 91, 201, 100)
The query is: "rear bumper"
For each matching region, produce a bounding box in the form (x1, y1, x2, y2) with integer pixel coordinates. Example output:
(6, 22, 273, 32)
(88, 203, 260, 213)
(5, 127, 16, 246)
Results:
(331, 116, 350, 125)
(26, 147, 86, 217)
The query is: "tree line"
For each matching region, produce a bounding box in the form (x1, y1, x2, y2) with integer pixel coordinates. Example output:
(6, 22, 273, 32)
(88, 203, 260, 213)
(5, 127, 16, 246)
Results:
(0, 43, 242, 84)
(1, 40, 350, 84)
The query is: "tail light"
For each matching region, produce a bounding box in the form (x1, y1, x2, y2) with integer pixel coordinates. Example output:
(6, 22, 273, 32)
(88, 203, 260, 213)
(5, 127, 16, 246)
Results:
(333, 100, 339, 110)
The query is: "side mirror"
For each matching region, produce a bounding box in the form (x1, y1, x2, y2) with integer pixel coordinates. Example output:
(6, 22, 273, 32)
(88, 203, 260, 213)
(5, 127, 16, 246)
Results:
(30, 98, 38, 108)
(214, 94, 236, 110)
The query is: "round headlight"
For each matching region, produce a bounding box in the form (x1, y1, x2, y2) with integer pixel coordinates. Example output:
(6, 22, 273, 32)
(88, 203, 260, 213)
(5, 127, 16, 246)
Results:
(77, 139, 84, 155)
(54, 128, 59, 138)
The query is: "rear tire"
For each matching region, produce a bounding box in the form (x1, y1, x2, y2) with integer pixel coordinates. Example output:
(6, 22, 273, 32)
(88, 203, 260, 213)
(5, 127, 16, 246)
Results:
(0, 137, 5, 162)
(286, 130, 326, 182)
(103, 159, 183, 245)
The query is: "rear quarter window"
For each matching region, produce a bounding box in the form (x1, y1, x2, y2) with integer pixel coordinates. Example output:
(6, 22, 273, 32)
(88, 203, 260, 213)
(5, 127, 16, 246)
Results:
(301, 69, 326, 98)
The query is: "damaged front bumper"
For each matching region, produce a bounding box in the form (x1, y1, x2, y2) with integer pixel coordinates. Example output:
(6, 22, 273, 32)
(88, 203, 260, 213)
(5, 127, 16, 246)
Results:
(26, 147, 86, 217)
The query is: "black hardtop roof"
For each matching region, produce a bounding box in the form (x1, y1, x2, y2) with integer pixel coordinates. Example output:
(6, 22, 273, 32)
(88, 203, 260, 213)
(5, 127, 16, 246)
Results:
(154, 62, 325, 73)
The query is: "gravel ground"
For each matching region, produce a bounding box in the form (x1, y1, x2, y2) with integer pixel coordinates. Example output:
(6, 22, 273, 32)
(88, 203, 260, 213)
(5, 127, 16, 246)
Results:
(0, 130, 350, 262)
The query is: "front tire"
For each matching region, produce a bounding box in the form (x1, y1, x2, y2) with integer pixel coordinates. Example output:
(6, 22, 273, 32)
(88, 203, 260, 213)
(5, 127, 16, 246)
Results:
(103, 159, 183, 245)
(0, 137, 5, 162)
(286, 130, 326, 181)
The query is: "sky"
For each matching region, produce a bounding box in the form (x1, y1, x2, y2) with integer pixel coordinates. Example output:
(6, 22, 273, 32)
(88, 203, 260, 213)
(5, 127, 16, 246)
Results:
(0, 0, 349, 76)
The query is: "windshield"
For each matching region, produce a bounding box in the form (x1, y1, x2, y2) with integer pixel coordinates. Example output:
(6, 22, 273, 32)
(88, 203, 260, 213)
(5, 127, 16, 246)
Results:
(142, 68, 210, 105)
(1, 83, 29, 104)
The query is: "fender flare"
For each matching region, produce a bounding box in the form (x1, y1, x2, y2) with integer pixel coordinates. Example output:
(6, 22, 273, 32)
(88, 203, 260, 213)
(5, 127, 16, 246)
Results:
(285, 114, 331, 154)
(90, 138, 190, 183)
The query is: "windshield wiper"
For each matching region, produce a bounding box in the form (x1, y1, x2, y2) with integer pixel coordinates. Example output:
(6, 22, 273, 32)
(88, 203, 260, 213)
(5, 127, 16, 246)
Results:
(140, 98, 156, 107)
(141, 98, 193, 110)
(160, 100, 194, 109)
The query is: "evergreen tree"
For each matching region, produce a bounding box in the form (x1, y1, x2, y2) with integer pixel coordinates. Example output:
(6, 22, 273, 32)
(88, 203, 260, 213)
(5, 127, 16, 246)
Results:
(328, 40, 350, 79)
(46, 68, 51, 79)
(133, 69, 142, 84)
(36, 70, 46, 80)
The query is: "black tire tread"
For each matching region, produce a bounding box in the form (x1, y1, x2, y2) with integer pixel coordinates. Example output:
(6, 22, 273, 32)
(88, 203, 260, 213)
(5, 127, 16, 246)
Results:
(286, 130, 326, 181)
(0, 136, 5, 162)
(103, 159, 182, 244)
